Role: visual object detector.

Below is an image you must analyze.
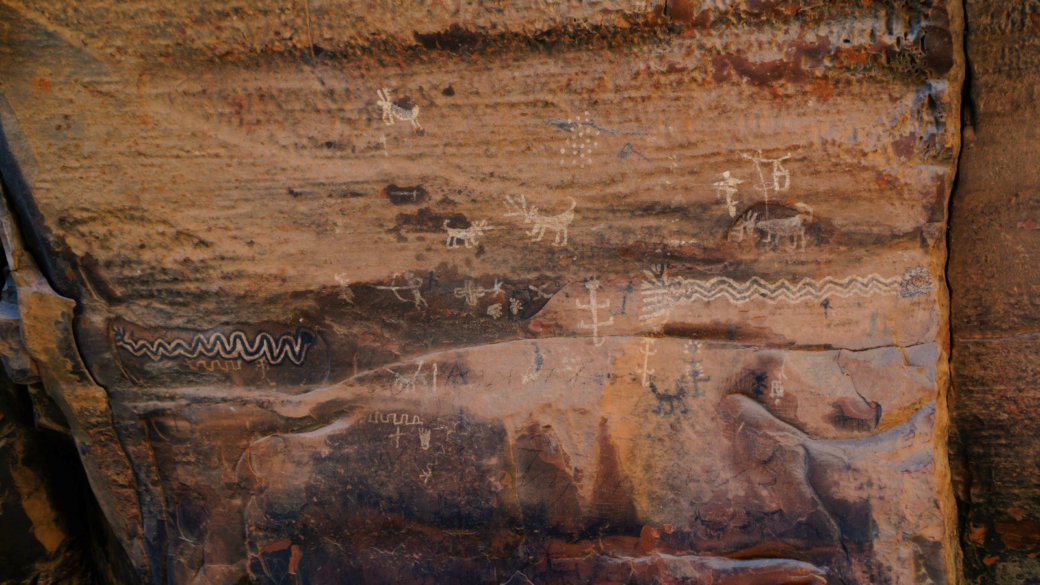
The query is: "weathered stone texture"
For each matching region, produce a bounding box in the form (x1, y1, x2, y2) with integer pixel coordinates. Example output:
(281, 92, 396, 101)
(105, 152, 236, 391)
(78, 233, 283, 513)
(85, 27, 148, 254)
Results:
(0, 1, 965, 583)
(949, 1, 1040, 582)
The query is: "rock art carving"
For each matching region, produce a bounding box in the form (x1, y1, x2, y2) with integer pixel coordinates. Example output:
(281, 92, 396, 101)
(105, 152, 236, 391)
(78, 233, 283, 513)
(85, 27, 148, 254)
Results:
(641, 267, 932, 322)
(114, 327, 315, 366)
(454, 279, 504, 306)
(740, 202, 816, 250)
(713, 171, 744, 217)
(375, 272, 428, 309)
(742, 151, 792, 219)
(444, 219, 494, 249)
(376, 87, 423, 133)
(504, 195, 576, 247)
(576, 278, 614, 346)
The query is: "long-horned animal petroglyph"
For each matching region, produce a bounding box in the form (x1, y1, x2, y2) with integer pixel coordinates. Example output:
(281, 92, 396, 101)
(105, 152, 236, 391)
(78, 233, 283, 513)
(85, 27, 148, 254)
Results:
(742, 203, 816, 251)
(376, 88, 423, 133)
(504, 195, 576, 247)
(640, 267, 932, 322)
(444, 219, 494, 249)
(729, 211, 759, 243)
(114, 328, 315, 366)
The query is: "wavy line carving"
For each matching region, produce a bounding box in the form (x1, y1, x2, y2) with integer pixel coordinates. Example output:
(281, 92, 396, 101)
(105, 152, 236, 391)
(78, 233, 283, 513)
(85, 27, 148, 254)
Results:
(640, 267, 931, 322)
(114, 327, 316, 366)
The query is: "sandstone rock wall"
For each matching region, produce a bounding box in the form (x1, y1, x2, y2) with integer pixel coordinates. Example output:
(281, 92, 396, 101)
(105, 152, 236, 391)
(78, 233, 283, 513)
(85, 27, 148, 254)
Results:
(0, 1, 974, 583)
(949, 1, 1040, 582)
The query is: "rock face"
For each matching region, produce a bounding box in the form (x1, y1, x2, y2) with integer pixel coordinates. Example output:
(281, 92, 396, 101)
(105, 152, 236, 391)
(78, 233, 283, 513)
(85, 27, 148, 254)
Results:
(0, 1, 964, 583)
(949, 1, 1040, 583)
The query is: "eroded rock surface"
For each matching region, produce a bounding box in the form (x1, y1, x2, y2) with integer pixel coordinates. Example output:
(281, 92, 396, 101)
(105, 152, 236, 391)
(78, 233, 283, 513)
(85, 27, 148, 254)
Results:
(949, 1, 1040, 582)
(0, 1, 962, 583)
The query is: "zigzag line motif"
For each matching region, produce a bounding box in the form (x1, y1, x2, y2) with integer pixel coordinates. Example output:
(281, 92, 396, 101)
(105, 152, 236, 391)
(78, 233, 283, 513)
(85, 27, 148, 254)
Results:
(114, 327, 315, 366)
(640, 268, 930, 322)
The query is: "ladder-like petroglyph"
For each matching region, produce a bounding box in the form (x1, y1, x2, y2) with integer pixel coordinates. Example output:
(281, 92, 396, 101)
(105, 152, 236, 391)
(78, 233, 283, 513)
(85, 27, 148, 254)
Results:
(640, 267, 932, 322)
(114, 328, 316, 366)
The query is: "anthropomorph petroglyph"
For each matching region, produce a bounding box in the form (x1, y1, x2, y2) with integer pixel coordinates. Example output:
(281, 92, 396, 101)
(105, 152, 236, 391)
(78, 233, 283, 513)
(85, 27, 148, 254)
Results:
(376, 88, 423, 133)
(454, 279, 505, 306)
(504, 195, 576, 247)
(713, 171, 744, 218)
(577, 278, 613, 346)
(444, 219, 494, 249)
(419, 427, 432, 450)
(375, 272, 427, 310)
(741, 151, 791, 220)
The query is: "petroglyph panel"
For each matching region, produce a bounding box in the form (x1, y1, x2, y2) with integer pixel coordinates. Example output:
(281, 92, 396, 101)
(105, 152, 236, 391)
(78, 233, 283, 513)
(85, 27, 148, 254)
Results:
(0, 0, 961, 583)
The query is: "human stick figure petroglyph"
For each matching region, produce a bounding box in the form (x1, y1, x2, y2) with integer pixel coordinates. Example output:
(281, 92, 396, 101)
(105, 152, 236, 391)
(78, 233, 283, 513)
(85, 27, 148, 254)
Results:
(713, 171, 744, 218)
(741, 151, 791, 220)
(454, 279, 504, 306)
(375, 272, 427, 310)
(577, 279, 613, 346)
(444, 219, 494, 249)
(376, 88, 423, 133)
(504, 195, 576, 247)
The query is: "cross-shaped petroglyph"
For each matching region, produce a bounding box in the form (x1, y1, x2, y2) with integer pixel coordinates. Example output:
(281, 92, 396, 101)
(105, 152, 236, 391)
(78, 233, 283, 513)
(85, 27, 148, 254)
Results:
(388, 426, 404, 448)
(577, 278, 613, 346)
(454, 279, 504, 306)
